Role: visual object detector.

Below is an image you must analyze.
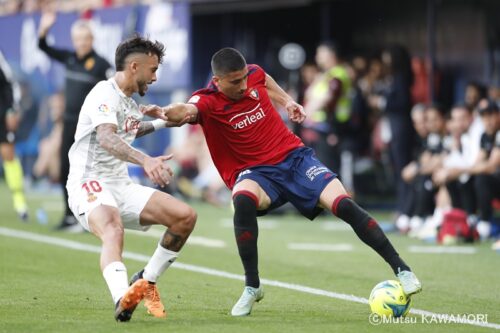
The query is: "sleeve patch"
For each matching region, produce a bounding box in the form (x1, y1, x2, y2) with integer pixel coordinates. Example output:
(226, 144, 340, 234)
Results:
(98, 104, 110, 113)
(188, 95, 200, 104)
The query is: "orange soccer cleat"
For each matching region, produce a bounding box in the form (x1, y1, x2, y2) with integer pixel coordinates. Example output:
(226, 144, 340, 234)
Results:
(130, 269, 167, 318)
(114, 278, 148, 322)
(144, 283, 167, 318)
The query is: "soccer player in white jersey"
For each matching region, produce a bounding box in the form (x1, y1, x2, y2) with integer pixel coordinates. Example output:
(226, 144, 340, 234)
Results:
(66, 35, 197, 322)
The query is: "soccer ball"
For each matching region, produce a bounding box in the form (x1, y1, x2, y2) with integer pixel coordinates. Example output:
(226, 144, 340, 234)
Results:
(369, 280, 412, 317)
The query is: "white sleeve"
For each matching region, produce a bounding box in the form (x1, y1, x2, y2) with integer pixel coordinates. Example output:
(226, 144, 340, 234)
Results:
(86, 82, 119, 128)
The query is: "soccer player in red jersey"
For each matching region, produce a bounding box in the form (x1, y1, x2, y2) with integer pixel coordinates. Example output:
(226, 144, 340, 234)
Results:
(147, 48, 422, 316)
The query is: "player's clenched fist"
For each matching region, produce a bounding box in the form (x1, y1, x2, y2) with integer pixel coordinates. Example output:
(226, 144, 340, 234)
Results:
(285, 100, 306, 124)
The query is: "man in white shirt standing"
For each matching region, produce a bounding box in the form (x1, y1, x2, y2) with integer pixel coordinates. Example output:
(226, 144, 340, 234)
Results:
(66, 34, 196, 322)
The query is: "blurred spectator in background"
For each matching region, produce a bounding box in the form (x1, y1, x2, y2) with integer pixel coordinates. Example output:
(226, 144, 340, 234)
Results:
(434, 100, 500, 241)
(297, 62, 320, 108)
(472, 101, 500, 246)
(167, 125, 228, 207)
(0, 0, 20, 16)
(433, 105, 476, 217)
(32, 93, 64, 183)
(410, 57, 440, 105)
(296, 62, 319, 145)
(464, 82, 486, 112)
(0, 50, 28, 221)
(303, 41, 355, 192)
(409, 105, 446, 235)
(347, 54, 372, 158)
(369, 45, 414, 218)
(396, 103, 428, 232)
(487, 84, 500, 108)
(38, 10, 112, 232)
(358, 56, 387, 160)
(410, 57, 429, 105)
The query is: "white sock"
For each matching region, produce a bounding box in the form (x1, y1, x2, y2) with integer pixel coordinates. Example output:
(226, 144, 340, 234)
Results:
(102, 261, 129, 304)
(143, 244, 179, 283)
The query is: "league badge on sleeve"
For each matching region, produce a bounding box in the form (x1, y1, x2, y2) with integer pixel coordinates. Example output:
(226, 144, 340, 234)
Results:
(98, 104, 110, 113)
(249, 89, 259, 100)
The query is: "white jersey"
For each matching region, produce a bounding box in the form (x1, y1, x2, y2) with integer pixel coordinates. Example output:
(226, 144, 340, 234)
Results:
(67, 77, 143, 190)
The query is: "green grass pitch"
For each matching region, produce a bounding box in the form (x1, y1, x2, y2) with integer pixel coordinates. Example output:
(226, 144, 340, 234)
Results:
(0, 181, 498, 333)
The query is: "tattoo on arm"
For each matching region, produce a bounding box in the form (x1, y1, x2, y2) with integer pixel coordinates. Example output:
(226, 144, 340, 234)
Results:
(161, 229, 187, 252)
(96, 123, 147, 165)
(135, 121, 155, 138)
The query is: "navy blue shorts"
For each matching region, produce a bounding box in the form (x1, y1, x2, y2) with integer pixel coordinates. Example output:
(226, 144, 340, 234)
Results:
(235, 147, 337, 220)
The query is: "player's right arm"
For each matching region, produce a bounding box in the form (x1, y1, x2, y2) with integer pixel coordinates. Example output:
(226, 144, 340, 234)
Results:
(265, 73, 306, 123)
(96, 123, 173, 187)
(162, 103, 199, 124)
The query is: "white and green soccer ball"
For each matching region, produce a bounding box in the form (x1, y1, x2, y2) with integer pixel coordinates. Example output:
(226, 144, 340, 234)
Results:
(369, 280, 412, 317)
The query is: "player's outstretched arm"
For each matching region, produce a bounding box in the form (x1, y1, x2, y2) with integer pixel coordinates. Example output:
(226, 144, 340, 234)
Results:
(96, 123, 172, 187)
(135, 120, 173, 138)
(265, 73, 306, 124)
(139, 104, 169, 120)
(162, 103, 199, 124)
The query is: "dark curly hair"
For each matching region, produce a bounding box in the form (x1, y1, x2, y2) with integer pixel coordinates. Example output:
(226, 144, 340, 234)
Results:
(115, 34, 165, 71)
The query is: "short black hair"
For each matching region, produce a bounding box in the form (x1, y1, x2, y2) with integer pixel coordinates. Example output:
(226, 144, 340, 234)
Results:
(115, 34, 165, 71)
(466, 81, 487, 99)
(211, 48, 246, 76)
(426, 103, 447, 117)
(479, 99, 499, 115)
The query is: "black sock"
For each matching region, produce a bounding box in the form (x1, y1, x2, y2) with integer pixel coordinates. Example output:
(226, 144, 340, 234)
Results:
(333, 195, 410, 275)
(233, 193, 260, 288)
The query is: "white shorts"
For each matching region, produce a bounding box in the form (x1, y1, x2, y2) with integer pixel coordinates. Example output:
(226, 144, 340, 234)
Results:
(68, 178, 156, 232)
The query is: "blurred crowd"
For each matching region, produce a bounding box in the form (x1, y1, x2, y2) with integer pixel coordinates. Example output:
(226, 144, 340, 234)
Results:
(0, 2, 498, 248)
(288, 42, 500, 249)
(0, 0, 160, 16)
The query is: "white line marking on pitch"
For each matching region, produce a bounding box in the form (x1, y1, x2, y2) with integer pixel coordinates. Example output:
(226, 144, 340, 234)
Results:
(408, 246, 477, 254)
(220, 218, 278, 229)
(288, 243, 353, 252)
(0, 227, 498, 331)
(321, 221, 351, 231)
(127, 228, 226, 248)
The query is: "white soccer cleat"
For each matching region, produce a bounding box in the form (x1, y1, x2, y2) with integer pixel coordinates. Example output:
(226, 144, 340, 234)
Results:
(397, 270, 422, 296)
(231, 286, 264, 316)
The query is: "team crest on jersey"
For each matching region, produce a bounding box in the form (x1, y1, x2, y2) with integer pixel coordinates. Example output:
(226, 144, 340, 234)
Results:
(249, 89, 259, 100)
(87, 192, 97, 203)
(125, 116, 141, 133)
(98, 104, 110, 113)
(84, 57, 95, 71)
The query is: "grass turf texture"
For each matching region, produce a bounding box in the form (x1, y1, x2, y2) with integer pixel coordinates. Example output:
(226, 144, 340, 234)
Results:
(0, 181, 498, 333)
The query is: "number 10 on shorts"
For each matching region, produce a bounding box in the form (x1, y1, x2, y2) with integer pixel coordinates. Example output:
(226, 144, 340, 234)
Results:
(82, 180, 102, 203)
(82, 180, 102, 193)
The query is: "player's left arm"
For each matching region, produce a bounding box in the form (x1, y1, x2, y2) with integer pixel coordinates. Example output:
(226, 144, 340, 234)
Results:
(265, 73, 306, 124)
(135, 118, 190, 138)
(135, 104, 193, 138)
